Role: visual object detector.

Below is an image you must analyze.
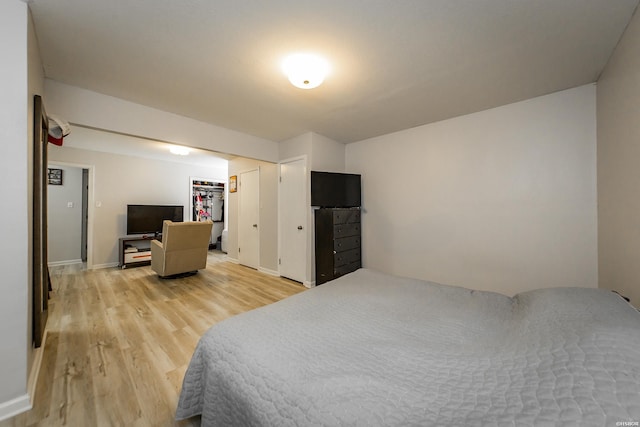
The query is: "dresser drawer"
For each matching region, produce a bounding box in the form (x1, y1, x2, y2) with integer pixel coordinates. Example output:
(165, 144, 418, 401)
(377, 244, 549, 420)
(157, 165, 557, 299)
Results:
(333, 222, 360, 238)
(334, 235, 361, 252)
(124, 251, 151, 263)
(334, 247, 361, 267)
(332, 209, 361, 225)
(334, 260, 361, 278)
(315, 206, 362, 286)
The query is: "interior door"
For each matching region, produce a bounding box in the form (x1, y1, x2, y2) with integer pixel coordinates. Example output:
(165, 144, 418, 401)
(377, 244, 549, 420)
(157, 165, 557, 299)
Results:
(238, 169, 260, 269)
(279, 158, 307, 283)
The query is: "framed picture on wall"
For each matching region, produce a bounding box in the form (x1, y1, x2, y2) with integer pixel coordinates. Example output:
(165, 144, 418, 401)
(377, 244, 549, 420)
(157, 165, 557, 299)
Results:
(48, 168, 63, 185)
(229, 175, 237, 193)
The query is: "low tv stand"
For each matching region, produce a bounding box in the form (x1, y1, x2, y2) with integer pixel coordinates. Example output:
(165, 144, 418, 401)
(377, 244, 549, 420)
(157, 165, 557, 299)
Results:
(119, 235, 160, 269)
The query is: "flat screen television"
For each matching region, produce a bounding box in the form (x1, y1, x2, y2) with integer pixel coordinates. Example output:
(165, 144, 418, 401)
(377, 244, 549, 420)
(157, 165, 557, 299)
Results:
(311, 171, 361, 208)
(126, 204, 184, 235)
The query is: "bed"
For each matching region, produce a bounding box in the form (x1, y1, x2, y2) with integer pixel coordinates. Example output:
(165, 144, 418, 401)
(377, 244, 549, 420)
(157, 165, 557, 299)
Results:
(176, 268, 640, 426)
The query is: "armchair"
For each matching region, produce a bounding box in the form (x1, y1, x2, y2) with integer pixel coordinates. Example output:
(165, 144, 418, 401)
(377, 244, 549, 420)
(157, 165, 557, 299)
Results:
(151, 220, 213, 278)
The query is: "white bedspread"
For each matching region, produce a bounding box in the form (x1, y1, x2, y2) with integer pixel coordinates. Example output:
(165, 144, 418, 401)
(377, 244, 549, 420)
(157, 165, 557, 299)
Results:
(176, 268, 640, 426)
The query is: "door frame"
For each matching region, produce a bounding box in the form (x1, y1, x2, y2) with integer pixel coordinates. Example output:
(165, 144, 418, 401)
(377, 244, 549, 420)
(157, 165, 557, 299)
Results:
(48, 161, 96, 270)
(189, 176, 226, 250)
(278, 155, 312, 287)
(189, 176, 227, 224)
(33, 95, 49, 349)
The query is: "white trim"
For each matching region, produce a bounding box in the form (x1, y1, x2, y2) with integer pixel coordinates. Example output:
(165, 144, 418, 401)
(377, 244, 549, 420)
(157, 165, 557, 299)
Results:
(27, 331, 47, 408)
(91, 262, 119, 270)
(0, 394, 31, 422)
(258, 267, 280, 277)
(48, 259, 82, 267)
(278, 155, 307, 165)
(226, 257, 240, 264)
(0, 322, 37, 420)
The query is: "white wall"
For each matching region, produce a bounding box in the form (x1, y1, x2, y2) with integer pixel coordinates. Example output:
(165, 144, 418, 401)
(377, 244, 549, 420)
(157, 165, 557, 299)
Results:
(47, 165, 83, 264)
(279, 132, 312, 160)
(48, 127, 227, 268)
(310, 133, 345, 172)
(25, 3, 45, 404)
(279, 131, 345, 171)
(597, 9, 640, 307)
(346, 85, 598, 296)
(259, 164, 279, 273)
(44, 79, 279, 163)
(0, 0, 30, 418)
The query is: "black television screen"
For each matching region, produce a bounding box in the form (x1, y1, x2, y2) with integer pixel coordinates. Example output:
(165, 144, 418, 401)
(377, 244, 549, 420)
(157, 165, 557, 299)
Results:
(311, 171, 361, 207)
(126, 204, 184, 235)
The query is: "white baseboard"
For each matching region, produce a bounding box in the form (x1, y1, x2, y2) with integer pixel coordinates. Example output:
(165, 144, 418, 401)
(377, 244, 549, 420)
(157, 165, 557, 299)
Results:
(0, 394, 31, 422)
(258, 267, 280, 277)
(226, 257, 239, 264)
(0, 330, 48, 421)
(48, 259, 82, 267)
(27, 331, 47, 407)
(91, 262, 119, 270)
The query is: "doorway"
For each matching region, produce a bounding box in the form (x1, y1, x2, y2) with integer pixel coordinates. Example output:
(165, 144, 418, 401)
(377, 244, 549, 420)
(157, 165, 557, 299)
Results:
(47, 162, 93, 269)
(190, 177, 226, 249)
(81, 168, 88, 262)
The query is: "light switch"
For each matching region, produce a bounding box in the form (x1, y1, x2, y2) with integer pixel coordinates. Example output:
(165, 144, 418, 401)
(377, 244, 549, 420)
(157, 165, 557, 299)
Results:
(67, 202, 74, 208)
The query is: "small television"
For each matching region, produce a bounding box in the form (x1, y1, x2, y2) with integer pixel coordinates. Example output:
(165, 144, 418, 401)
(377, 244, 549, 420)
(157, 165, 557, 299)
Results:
(311, 171, 361, 208)
(126, 204, 184, 236)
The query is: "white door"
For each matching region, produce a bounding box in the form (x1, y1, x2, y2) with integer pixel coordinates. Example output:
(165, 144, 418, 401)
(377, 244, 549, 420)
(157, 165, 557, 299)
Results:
(239, 169, 260, 269)
(279, 158, 307, 283)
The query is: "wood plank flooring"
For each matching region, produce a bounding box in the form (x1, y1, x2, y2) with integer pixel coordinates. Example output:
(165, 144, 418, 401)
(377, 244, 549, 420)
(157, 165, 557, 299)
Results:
(1, 252, 305, 427)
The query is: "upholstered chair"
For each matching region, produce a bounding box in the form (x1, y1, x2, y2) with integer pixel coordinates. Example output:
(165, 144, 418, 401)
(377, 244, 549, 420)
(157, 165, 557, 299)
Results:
(151, 220, 213, 277)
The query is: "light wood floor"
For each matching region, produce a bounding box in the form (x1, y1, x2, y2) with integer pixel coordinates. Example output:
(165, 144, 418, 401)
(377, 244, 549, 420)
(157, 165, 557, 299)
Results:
(1, 252, 305, 427)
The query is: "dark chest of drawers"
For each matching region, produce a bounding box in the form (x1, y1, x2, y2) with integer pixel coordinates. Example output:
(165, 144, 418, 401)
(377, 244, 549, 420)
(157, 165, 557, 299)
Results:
(314, 208, 361, 285)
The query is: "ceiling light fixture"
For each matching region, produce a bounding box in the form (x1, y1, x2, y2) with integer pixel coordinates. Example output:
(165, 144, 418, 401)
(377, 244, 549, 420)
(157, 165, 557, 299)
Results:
(282, 53, 330, 89)
(169, 146, 190, 156)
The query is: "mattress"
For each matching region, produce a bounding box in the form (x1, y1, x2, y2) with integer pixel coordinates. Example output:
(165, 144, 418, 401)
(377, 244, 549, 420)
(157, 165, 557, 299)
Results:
(176, 268, 640, 426)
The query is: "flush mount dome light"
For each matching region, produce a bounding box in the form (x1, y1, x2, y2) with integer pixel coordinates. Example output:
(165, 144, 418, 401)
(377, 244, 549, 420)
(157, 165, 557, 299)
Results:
(282, 53, 329, 89)
(169, 145, 190, 156)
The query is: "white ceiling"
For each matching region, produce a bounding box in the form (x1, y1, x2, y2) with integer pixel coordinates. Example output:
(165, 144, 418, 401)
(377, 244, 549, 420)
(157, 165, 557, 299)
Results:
(29, 0, 639, 145)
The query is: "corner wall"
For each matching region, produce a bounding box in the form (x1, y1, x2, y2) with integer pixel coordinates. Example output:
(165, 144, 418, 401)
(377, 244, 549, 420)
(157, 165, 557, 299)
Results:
(310, 133, 345, 172)
(25, 2, 45, 406)
(0, 0, 30, 418)
(278, 132, 345, 284)
(346, 85, 598, 297)
(597, 8, 640, 307)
